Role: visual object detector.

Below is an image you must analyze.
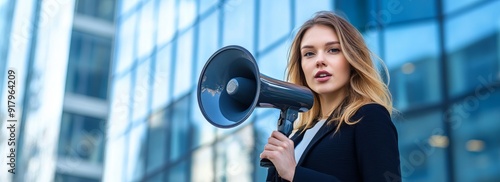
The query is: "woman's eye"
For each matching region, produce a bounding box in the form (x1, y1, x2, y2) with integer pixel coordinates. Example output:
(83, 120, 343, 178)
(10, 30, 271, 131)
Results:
(303, 52, 314, 57)
(329, 48, 340, 53)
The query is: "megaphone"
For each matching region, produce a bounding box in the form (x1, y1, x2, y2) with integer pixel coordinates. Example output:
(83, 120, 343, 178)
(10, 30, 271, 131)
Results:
(197, 45, 314, 167)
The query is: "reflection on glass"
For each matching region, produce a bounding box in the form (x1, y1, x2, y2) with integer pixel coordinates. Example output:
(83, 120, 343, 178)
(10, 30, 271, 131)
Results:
(146, 109, 167, 174)
(447, 33, 498, 97)
(385, 22, 441, 110)
(108, 72, 131, 138)
(445, 2, 500, 97)
(450, 91, 500, 182)
(115, 13, 137, 74)
(152, 44, 172, 110)
(395, 111, 447, 182)
(137, 0, 156, 59)
(173, 28, 194, 99)
(66, 30, 111, 99)
(132, 59, 151, 121)
(380, 0, 436, 24)
(156, 0, 176, 46)
(222, 0, 255, 50)
(126, 121, 147, 181)
(294, 0, 332, 29)
(76, 0, 115, 22)
(191, 146, 214, 182)
(55, 173, 100, 182)
(214, 125, 254, 182)
(58, 112, 105, 164)
(102, 135, 126, 182)
(169, 94, 192, 161)
(258, 0, 290, 51)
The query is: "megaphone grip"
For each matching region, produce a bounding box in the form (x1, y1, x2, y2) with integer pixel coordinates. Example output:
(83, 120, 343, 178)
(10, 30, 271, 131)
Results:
(260, 158, 274, 167)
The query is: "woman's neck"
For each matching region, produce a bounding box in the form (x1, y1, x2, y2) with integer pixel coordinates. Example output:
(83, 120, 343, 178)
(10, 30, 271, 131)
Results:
(318, 87, 348, 118)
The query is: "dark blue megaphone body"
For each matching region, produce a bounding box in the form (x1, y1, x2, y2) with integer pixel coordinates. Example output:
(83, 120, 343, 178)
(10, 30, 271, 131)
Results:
(197, 45, 314, 167)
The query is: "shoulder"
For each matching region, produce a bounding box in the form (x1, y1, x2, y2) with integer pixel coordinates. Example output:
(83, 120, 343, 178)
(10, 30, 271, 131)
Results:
(352, 103, 390, 121)
(352, 103, 395, 132)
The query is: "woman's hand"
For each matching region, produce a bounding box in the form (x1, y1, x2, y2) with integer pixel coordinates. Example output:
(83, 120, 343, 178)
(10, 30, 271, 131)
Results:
(260, 131, 296, 181)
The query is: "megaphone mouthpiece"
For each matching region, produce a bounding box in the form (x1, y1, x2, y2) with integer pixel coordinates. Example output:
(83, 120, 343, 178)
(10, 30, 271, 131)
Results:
(226, 77, 257, 105)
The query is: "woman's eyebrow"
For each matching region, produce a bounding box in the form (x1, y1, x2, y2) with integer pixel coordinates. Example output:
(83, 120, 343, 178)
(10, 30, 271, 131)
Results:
(325, 41, 340, 46)
(301, 41, 340, 50)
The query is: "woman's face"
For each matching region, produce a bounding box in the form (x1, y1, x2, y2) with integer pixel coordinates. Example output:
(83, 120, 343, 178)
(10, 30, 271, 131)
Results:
(300, 24, 351, 97)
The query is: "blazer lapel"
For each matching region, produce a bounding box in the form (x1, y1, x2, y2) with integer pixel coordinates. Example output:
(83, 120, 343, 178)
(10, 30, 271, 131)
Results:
(296, 122, 336, 166)
(290, 131, 304, 147)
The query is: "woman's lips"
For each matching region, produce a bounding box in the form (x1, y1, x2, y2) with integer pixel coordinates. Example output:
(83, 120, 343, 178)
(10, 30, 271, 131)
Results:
(314, 70, 332, 82)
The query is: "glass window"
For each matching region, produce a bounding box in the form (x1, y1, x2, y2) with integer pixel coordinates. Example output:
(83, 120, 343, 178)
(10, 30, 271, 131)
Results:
(450, 91, 500, 182)
(103, 135, 126, 181)
(168, 160, 190, 182)
(214, 125, 254, 182)
(126, 121, 147, 181)
(156, 0, 176, 46)
(254, 111, 280, 181)
(120, 0, 141, 15)
(0, 0, 14, 75)
(152, 44, 172, 110)
(444, 0, 487, 14)
(385, 21, 441, 110)
(58, 112, 106, 164)
(108, 72, 132, 138)
(380, 0, 436, 25)
(137, 0, 156, 59)
(173, 28, 194, 99)
(294, 0, 333, 30)
(55, 173, 99, 182)
(445, 2, 500, 97)
(115, 13, 137, 74)
(199, 0, 218, 15)
(178, 0, 197, 30)
(222, 0, 255, 51)
(258, 0, 291, 52)
(363, 30, 382, 59)
(190, 91, 216, 147)
(145, 172, 165, 182)
(169, 95, 192, 161)
(335, 0, 372, 31)
(66, 30, 112, 99)
(258, 41, 288, 80)
(191, 146, 215, 182)
(196, 11, 219, 76)
(75, 0, 116, 22)
(395, 111, 448, 182)
(146, 109, 167, 174)
(132, 59, 151, 121)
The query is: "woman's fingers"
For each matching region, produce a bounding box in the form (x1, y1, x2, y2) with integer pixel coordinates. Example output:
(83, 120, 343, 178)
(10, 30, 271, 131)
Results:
(270, 131, 294, 148)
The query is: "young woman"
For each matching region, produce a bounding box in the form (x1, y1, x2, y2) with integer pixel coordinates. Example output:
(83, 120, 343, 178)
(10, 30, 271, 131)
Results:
(260, 11, 401, 181)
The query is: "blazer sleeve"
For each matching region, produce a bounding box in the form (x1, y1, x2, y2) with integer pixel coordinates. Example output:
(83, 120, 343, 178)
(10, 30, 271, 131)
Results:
(293, 166, 342, 182)
(354, 104, 402, 182)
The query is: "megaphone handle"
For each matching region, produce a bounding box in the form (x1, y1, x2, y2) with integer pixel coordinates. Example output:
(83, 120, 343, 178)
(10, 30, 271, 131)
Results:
(260, 108, 299, 168)
(260, 158, 274, 167)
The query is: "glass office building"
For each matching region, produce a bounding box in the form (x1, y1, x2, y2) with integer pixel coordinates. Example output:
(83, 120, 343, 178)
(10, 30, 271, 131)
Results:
(106, 0, 500, 181)
(0, 0, 114, 181)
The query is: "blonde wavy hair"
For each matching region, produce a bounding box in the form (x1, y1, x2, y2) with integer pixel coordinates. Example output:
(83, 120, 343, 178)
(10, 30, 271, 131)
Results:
(287, 11, 393, 133)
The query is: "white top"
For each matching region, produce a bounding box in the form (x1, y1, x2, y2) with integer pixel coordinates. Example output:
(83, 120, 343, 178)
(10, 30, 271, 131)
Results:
(294, 119, 326, 164)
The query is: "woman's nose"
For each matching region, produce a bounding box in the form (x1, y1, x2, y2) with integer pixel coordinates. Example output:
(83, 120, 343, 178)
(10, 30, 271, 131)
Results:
(316, 56, 326, 67)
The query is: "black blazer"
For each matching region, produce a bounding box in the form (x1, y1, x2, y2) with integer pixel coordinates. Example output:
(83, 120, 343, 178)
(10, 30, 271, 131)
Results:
(266, 104, 401, 182)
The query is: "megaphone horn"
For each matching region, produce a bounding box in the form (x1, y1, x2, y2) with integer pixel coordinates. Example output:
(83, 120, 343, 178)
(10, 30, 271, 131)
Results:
(197, 45, 314, 167)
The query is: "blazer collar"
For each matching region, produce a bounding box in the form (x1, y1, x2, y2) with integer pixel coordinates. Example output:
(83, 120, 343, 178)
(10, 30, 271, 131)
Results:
(292, 122, 337, 166)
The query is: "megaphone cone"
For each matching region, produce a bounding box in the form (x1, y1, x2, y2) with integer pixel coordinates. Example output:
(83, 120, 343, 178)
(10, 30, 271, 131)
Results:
(197, 45, 314, 167)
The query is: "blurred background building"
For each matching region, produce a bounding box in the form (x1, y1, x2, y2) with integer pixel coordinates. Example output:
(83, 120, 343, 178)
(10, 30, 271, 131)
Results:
(1, 0, 499, 182)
